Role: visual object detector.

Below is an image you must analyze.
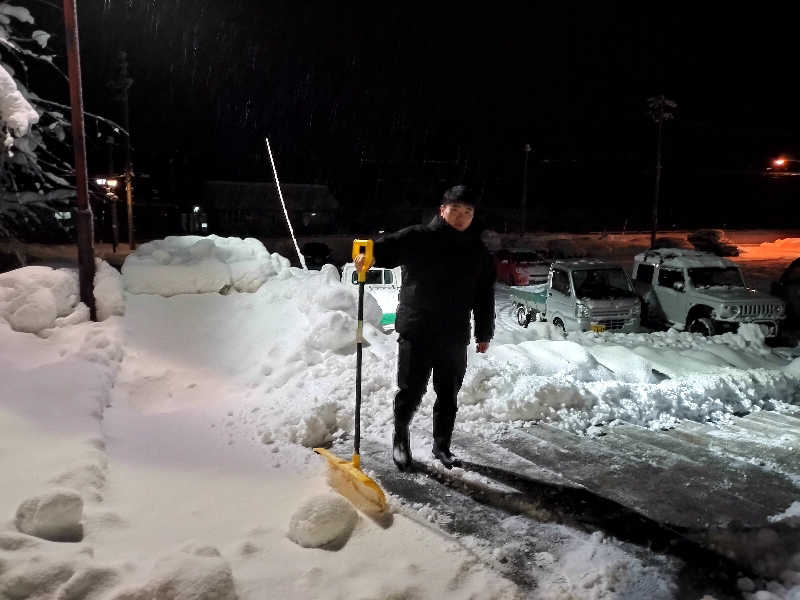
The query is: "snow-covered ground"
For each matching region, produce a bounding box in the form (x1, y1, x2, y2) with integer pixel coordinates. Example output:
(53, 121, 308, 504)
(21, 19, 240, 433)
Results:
(1, 234, 799, 599)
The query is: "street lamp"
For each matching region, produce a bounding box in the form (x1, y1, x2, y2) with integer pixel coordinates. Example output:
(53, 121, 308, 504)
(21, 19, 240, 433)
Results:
(521, 143, 531, 234)
(96, 176, 120, 252)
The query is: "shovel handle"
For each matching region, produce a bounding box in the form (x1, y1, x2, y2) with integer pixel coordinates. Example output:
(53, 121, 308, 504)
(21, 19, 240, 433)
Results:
(352, 239, 374, 283)
(352, 239, 372, 458)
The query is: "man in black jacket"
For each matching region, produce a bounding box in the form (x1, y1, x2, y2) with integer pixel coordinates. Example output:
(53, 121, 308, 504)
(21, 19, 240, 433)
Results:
(356, 185, 495, 471)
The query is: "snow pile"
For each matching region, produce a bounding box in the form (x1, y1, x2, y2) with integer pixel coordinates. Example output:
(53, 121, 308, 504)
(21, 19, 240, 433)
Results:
(122, 235, 289, 295)
(287, 493, 359, 548)
(94, 259, 125, 321)
(2, 235, 799, 599)
(0, 261, 124, 333)
(0, 63, 39, 138)
(0, 265, 79, 333)
(115, 545, 237, 600)
(756, 237, 800, 255)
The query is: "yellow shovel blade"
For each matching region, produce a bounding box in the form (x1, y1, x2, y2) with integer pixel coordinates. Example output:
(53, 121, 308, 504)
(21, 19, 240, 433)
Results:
(314, 447, 387, 513)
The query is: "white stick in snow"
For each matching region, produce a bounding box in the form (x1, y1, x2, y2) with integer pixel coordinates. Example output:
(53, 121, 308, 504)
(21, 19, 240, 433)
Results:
(266, 137, 307, 270)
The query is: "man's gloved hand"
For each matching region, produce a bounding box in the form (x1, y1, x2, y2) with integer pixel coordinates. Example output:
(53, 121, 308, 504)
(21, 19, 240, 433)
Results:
(354, 254, 374, 272)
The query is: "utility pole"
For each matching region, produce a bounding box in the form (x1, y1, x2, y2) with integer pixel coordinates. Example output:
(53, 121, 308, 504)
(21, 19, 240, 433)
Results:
(109, 52, 135, 249)
(62, 0, 96, 320)
(521, 143, 531, 234)
(106, 136, 119, 252)
(647, 95, 676, 248)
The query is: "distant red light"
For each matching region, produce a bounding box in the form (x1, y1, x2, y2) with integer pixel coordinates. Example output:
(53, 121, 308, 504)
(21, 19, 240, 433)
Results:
(774, 158, 786, 167)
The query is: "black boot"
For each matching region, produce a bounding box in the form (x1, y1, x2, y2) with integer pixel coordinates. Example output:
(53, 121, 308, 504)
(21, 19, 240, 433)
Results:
(432, 411, 461, 468)
(392, 424, 412, 472)
(431, 444, 462, 469)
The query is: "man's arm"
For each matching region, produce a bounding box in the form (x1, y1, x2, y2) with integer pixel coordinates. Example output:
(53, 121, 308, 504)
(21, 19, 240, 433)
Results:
(372, 226, 421, 268)
(473, 252, 496, 353)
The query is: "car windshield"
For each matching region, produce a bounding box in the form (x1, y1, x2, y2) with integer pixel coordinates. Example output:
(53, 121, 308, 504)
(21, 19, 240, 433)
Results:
(688, 267, 744, 289)
(572, 268, 634, 299)
(351, 270, 385, 285)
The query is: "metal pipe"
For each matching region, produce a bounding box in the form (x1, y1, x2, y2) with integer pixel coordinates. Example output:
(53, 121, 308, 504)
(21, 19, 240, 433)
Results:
(63, 0, 96, 320)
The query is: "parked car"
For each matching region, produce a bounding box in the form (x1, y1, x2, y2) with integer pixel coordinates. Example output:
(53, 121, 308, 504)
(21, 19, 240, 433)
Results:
(632, 248, 786, 337)
(771, 256, 800, 327)
(512, 259, 641, 333)
(341, 263, 402, 329)
(495, 249, 550, 286)
(687, 229, 739, 257)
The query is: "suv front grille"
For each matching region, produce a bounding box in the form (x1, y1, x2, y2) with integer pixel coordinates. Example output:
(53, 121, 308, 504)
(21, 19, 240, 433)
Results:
(591, 308, 630, 319)
(597, 319, 626, 330)
(737, 304, 783, 319)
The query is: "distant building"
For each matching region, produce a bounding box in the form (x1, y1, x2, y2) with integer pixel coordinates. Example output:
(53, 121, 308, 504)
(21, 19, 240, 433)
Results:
(202, 181, 339, 236)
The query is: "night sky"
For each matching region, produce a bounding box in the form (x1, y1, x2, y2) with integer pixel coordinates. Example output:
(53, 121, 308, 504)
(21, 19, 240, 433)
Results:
(35, 2, 800, 230)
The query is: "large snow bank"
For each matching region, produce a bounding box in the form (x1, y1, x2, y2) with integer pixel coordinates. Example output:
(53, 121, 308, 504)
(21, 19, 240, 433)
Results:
(122, 235, 289, 295)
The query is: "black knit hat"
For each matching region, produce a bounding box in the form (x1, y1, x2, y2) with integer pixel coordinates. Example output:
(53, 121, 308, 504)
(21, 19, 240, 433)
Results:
(441, 184, 479, 207)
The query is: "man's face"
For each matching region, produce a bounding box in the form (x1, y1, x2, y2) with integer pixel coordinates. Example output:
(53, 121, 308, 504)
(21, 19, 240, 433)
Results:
(440, 202, 474, 232)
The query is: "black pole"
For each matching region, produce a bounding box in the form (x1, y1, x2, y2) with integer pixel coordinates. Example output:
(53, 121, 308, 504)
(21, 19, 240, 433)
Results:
(114, 51, 135, 250)
(521, 144, 531, 234)
(652, 116, 663, 248)
(63, 0, 96, 320)
(106, 136, 119, 253)
(355, 280, 364, 457)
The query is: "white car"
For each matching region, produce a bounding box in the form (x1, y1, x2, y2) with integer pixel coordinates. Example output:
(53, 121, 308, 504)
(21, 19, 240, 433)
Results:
(341, 264, 402, 329)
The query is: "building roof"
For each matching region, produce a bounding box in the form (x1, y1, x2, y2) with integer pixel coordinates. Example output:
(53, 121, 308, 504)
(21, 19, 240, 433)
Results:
(203, 181, 339, 212)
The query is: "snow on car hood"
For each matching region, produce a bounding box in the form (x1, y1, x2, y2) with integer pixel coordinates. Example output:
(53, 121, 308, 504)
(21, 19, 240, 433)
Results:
(692, 286, 782, 304)
(366, 287, 399, 315)
(584, 296, 639, 311)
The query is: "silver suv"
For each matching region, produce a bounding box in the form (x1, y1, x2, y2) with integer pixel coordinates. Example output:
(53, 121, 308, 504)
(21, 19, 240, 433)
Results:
(632, 249, 786, 337)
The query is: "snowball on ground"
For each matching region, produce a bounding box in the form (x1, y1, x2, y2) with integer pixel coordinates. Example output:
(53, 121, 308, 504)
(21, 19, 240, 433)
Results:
(15, 489, 83, 541)
(287, 493, 358, 548)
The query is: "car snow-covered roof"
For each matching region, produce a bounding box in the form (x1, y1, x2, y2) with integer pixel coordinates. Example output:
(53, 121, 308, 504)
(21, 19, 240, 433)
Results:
(551, 258, 620, 271)
(634, 248, 736, 269)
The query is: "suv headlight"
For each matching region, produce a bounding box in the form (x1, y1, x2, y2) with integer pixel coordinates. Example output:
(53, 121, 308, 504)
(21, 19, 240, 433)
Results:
(631, 302, 641, 316)
(575, 302, 591, 318)
(776, 304, 786, 315)
(716, 304, 740, 319)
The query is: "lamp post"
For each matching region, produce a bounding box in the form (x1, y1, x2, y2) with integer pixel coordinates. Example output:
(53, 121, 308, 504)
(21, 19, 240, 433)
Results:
(521, 143, 531, 234)
(63, 0, 96, 320)
(647, 95, 677, 248)
(108, 52, 135, 250)
(96, 177, 119, 252)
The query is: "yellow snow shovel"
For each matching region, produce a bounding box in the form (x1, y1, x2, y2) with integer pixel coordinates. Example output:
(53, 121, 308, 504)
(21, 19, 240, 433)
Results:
(314, 239, 387, 513)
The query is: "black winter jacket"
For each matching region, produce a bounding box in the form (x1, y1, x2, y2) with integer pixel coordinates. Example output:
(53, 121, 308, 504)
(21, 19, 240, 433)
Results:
(373, 216, 496, 344)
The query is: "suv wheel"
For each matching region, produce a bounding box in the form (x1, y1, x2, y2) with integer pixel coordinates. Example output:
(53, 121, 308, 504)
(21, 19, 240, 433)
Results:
(688, 317, 716, 337)
(516, 305, 530, 327)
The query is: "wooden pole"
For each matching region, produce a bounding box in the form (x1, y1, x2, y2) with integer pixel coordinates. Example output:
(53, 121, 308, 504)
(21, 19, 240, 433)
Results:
(63, 0, 96, 320)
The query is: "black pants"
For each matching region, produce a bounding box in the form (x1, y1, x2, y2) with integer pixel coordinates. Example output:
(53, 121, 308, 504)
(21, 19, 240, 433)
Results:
(394, 336, 468, 450)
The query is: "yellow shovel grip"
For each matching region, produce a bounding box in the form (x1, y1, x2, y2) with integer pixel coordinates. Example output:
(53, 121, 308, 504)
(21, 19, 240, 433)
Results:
(352, 239, 374, 283)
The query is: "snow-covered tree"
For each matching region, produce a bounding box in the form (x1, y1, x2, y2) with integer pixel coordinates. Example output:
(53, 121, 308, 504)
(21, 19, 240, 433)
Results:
(0, 2, 74, 240)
